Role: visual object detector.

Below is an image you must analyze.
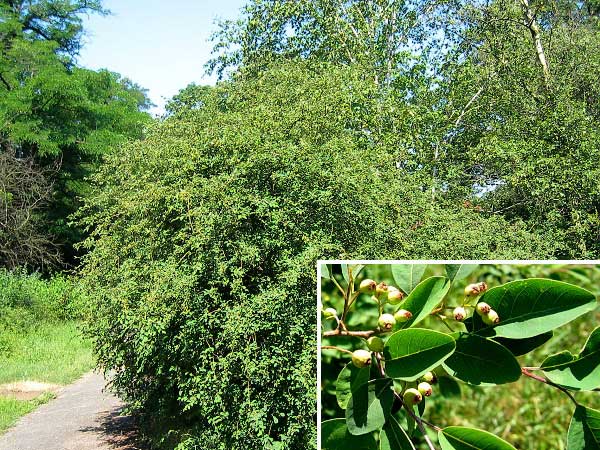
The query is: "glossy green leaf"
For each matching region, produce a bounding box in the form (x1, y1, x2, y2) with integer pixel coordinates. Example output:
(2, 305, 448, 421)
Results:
(321, 264, 331, 279)
(397, 277, 451, 329)
(346, 379, 394, 436)
(380, 416, 416, 450)
(472, 279, 597, 339)
(445, 264, 478, 282)
(336, 362, 371, 409)
(341, 264, 365, 284)
(442, 333, 521, 385)
(438, 426, 517, 450)
(541, 327, 600, 391)
(321, 418, 378, 450)
(391, 264, 427, 294)
(438, 376, 461, 398)
(494, 331, 553, 356)
(567, 405, 600, 450)
(384, 328, 455, 380)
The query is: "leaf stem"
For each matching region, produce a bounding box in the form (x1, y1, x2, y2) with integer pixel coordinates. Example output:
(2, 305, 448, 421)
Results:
(320, 345, 354, 356)
(521, 367, 578, 406)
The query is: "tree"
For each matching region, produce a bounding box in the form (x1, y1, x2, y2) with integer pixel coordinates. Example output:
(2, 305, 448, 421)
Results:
(0, 0, 152, 266)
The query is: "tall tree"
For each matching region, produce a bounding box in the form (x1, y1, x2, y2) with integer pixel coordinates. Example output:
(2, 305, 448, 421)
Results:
(0, 0, 152, 267)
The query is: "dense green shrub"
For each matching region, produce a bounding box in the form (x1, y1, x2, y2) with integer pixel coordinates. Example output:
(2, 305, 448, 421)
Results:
(78, 63, 557, 450)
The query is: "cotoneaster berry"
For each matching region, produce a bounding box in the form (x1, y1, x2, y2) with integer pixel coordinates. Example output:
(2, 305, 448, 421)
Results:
(403, 388, 423, 405)
(376, 282, 388, 297)
(322, 307, 338, 319)
(378, 313, 396, 330)
(421, 371, 437, 384)
(387, 288, 404, 305)
(482, 309, 500, 325)
(453, 306, 467, 321)
(418, 382, 433, 397)
(351, 349, 372, 368)
(476, 302, 491, 316)
(394, 309, 412, 323)
(367, 336, 385, 353)
(359, 279, 377, 294)
(464, 282, 489, 296)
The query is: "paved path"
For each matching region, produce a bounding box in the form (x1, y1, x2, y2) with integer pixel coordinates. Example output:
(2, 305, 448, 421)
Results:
(0, 372, 143, 450)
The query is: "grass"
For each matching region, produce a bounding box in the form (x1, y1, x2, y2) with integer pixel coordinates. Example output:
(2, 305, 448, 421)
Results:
(0, 321, 94, 385)
(0, 269, 95, 435)
(0, 393, 55, 434)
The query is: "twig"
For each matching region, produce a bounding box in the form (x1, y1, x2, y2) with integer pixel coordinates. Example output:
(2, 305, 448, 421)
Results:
(323, 329, 378, 338)
(521, 368, 578, 406)
(321, 345, 354, 356)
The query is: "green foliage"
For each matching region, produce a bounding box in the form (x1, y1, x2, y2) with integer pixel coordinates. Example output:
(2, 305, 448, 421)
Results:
(77, 62, 555, 450)
(321, 263, 600, 449)
(0, 0, 152, 266)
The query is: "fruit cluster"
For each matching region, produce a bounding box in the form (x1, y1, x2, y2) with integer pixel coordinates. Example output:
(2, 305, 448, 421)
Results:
(452, 282, 500, 325)
(359, 279, 413, 331)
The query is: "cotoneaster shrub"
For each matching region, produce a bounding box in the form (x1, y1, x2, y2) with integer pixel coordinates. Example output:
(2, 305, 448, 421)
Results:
(78, 62, 557, 450)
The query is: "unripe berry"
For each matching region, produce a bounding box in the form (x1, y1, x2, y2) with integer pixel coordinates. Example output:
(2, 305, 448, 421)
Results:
(351, 349, 372, 368)
(475, 302, 491, 316)
(403, 388, 422, 405)
(322, 307, 338, 319)
(375, 282, 388, 296)
(421, 371, 437, 384)
(482, 309, 500, 325)
(394, 309, 413, 323)
(387, 288, 404, 305)
(359, 279, 377, 294)
(378, 313, 396, 331)
(418, 382, 433, 397)
(367, 336, 385, 353)
(464, 282, 488, 296)
(453, 306, 467, 321)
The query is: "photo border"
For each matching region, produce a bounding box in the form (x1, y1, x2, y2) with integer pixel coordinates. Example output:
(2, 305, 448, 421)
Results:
(316, 259, 600, 449)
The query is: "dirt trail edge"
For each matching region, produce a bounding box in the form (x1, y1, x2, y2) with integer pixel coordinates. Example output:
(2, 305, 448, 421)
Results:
(0, 371, 142, 450)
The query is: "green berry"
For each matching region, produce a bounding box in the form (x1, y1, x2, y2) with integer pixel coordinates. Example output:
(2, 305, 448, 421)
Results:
(387, 288, 404, 305)
(322, 307, 337, 319)
(359, 279, 377, 294)
(367, 336, 385, 353)
(375, 282, 388, 297)
(394, 309, 412, 323)
(464, 282, 488, 296)
(418, 381, 433, 397)
(351, 349, 372, 368)
(403, 388, 422, 405)
(378, 313, 396, 331)
(482, 309, 500, 325)
(453, 306, 467, 321)
(475, 302, 491, 316)
(421, 371, 437, 384)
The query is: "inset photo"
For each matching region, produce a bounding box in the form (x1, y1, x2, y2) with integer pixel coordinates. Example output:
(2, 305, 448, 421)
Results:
(318, 262, 600, 450)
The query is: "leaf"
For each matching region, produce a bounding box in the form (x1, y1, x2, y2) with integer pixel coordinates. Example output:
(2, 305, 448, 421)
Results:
(445, 264, 478, 282)
(442, 333, 521, 385)
(321, 418, 378, 450)
(567, 405, 600, 450)
(472, 279, 597, 339)
(346, 379, 394, 436)
(541, 326, 600, 390)
(397, 277, 451, 329)
(391, 264, 427, 294)
(341, 264, 365, 284)
(438, 376, 461, 398)
(379, 416, 416, 450)
(336, 362, 371, 409)
(321, 264, 331, 279)
(494, 331, 553, 356)
(383, 328, 456, 381)
(438, 426, 517, 450)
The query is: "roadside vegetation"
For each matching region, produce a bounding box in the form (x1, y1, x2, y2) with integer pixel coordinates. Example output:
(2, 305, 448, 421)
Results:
(0, 270, 93, 433)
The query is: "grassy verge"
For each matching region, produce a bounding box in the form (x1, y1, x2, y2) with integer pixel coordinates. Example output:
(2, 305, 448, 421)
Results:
(0, 269, 95, 434)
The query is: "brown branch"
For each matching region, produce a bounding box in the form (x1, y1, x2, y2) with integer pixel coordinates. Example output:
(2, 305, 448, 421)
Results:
(521, 367, 578, 406)
(323, 329, 378, 338)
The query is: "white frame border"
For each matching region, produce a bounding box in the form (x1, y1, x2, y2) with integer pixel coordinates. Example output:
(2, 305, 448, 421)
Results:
(316, 259, 600, 449)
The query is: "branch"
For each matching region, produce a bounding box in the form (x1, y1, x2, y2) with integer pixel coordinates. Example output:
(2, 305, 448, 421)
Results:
(521, 367, 578, 406)
(323, 328, 377, 338)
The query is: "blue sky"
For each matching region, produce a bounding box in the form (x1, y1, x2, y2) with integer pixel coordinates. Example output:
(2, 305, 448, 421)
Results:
(79, 0, 246, 115)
